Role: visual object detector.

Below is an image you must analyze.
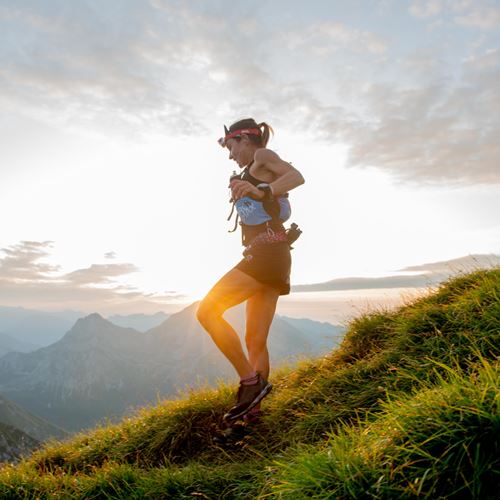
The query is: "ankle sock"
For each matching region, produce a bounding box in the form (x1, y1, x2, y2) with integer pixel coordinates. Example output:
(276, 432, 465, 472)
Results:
(243, 404, 262, 422)
(240, 371, 259, 386)
(247, 403, 261, 415)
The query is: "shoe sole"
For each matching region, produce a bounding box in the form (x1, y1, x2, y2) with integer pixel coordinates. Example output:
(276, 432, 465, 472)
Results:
(223, 382, 272, 423)
(212, 425, 248, 446)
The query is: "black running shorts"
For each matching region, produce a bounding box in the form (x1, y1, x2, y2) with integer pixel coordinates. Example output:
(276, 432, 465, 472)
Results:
(234, 241, 291, 295)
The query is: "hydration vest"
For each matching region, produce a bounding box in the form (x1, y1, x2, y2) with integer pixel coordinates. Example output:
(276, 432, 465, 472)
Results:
(227, 163, 293, 245)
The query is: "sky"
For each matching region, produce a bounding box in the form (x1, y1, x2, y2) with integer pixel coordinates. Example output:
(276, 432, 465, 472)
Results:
(1, 0, 499, 314)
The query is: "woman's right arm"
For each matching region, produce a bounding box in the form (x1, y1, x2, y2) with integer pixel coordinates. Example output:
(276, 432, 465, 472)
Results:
(254, 149, 305, 196)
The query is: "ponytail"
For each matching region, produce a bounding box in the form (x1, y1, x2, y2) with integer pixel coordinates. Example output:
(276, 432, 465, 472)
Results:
(258, 122, 274, 148)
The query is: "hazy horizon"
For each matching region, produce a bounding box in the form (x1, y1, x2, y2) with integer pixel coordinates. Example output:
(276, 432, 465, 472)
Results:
(1, 252, 498, 321)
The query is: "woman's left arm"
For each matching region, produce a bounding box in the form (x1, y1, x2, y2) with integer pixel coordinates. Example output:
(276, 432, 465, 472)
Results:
(255, 149, 305, 196)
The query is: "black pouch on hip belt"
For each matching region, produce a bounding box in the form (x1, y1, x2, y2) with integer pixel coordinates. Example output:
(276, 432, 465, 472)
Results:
(285, 223, 302, 249)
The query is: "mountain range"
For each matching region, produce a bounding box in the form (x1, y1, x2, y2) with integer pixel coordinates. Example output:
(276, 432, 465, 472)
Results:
(0, 306, 87, 349)
(0, 307, 170, 353)
(107, 312, 170, 332)
(0, 330, 38, 357)
(0, 302, 344, 433)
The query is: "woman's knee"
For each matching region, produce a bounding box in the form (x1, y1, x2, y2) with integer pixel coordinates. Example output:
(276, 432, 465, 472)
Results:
(196, 298, 222, 328)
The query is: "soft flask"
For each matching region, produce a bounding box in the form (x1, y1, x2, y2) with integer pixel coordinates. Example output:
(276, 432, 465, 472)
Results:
(286, 223, 302, 249)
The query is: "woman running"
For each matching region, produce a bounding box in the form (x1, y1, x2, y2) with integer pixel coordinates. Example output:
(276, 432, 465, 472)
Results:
(196, 117, 305, 425)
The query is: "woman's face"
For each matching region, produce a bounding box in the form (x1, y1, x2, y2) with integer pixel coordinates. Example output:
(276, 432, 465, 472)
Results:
(226, 136, 253, 168)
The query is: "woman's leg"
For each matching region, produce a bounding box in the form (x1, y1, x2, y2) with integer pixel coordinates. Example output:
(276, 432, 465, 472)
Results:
(197, 268, 266, 378)
(245, 286, 280, 381)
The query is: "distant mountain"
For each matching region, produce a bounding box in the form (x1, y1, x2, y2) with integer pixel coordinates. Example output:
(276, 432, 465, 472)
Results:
(143, 302, 341, 387)
(0, 314, 160, 432)
(0, 304, 342, 433)
(0, 331, 39, 357)
(276, 316, 344, 352)
(0, 394, 68, 443)
(107, 312, 169, 332)
(293, 253, 500, 292)
(0, 306, 86, 348)
(0, 421, 40, 464)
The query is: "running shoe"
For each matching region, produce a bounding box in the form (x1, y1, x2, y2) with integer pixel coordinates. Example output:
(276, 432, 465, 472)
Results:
(212, 422, 248, 447)
(223, 373, 272, 423)
(243, 408, 262, 424)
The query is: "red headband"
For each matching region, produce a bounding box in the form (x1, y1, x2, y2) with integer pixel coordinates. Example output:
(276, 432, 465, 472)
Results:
(218, 127, 262, 147)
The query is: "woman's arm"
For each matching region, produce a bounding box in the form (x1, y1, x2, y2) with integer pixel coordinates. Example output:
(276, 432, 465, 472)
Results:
(254, 148, 305, 197)
(229, 148, 305, 201)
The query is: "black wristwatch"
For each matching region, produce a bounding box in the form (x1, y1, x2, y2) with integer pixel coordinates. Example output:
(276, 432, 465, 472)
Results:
(257, 183, 274, 201)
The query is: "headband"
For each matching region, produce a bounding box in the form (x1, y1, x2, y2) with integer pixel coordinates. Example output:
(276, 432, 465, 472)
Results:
(218, 126, 262, 147)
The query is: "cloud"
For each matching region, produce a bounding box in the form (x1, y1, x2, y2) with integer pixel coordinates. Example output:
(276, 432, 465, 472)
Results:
(63, 263, 140, 286)
(409, 0, 444, 19)
(313, 49, 500, 186)
(398, 253, 500, 273)
(0, 1, 207, 137)
(1, 1, 499, 186)
(454, 4, 500, 30)
(177, 3, 497, 187)
(409, 0, 500, 30)
(293, 274, 439, 292)
(280, 21, 388, 55)
(0, 241, 186, 312)
(0, 1, 387, 137)
(0, 241, 60, 280)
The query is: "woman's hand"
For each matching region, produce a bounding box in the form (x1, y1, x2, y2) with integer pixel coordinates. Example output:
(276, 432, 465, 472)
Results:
(230, 180, 264, 201)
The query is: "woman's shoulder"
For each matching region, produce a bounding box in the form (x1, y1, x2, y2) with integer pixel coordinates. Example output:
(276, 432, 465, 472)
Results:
(254, 147, 280, 164)
(253, 148, 285, 178)
(248, 149, 275, 182)
(254, 147, 295, 179)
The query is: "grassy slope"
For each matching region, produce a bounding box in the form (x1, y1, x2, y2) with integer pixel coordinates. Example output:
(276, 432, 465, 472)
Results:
(0, 269, 498, 499)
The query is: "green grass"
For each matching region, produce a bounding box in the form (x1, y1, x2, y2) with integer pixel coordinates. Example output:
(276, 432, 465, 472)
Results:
(0, 268, 498, 498)
(269, 359, 499, 499)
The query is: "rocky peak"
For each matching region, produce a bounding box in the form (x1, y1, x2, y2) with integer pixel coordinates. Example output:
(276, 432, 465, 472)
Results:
(62, 313, 117, 342)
